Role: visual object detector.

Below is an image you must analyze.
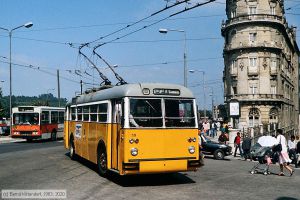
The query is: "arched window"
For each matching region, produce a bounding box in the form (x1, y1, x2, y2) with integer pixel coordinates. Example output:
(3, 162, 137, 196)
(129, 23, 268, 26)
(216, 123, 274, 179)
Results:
(249, 107, 260, 127)
(269, 107, 278, 123)
(269, 107, 278, 132)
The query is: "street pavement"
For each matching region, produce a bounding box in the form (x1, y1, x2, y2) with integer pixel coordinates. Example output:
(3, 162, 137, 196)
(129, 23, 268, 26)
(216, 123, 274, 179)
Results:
(0, 136, 25, 144)
(0, 140, 299, 200)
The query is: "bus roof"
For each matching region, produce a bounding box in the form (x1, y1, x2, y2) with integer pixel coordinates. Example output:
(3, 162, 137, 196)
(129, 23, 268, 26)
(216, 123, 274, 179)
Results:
(12, 106, 65, 112)
(69, 83, 195, 105)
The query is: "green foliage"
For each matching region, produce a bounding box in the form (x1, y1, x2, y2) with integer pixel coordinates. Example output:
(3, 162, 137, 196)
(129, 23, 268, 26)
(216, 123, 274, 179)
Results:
(0, 93, 67, 118)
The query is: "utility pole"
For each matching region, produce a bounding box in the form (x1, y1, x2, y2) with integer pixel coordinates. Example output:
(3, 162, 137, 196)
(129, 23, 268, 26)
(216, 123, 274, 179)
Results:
(80, 80, 83, 95)
(57, 69, 61, 107)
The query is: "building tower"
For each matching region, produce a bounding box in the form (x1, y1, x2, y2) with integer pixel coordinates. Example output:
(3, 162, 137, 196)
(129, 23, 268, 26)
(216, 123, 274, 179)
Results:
(221, 0, 299, 136)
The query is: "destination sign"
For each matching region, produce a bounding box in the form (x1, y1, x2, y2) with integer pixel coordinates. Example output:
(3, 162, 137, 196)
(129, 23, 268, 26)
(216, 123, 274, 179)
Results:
(153, 88, 180, 96)
(18, 107, 34, 112)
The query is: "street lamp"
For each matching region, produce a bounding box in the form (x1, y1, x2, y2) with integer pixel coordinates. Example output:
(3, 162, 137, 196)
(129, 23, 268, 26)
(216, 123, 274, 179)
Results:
(206, 86, 215, 120)
(189, 69, 206, 119)
(159, 28, 187, 87)
(0, 22, 33, 135)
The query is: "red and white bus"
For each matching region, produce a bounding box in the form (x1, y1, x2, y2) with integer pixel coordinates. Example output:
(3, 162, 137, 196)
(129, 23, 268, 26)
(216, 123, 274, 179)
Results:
(11, 106, 64, 141)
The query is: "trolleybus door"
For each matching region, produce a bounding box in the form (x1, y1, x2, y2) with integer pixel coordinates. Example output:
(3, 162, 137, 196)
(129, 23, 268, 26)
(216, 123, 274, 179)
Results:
(111, 100, 123, 170)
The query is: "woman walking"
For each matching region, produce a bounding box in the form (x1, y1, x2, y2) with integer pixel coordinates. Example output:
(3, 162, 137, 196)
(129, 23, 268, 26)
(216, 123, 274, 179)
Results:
(276, 129, 294, 176)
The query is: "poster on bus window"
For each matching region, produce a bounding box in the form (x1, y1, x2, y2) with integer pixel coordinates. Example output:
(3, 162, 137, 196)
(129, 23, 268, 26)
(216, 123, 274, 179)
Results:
(75, 124, 82, 138)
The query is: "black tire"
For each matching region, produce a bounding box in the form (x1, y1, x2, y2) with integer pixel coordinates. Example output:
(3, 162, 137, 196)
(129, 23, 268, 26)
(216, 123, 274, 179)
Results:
(51, 131, 57, 141)
(214, 149, 225, 160)
(69, 137, 76, 160)
(26, 139, 33, 143)
(97, 147, 108, 177)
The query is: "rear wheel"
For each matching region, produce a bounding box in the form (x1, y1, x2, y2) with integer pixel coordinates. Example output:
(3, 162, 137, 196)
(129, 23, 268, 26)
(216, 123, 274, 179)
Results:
(69, 137, 76, 160)
(26, 139, 32, 143)
(97, 147, 108, 177)
(214, 149, 225, 160)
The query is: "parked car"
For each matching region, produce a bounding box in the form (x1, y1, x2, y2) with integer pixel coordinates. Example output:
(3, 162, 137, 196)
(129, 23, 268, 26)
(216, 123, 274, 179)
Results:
(200, 135, 232, 160)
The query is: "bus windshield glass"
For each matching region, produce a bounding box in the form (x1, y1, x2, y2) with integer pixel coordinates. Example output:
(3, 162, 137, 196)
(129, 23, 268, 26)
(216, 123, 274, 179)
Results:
(129, 98, 196, 128)
(129, 99, 163, 127)
(13, 113, 39, 125)
(165, 99, 195, 127)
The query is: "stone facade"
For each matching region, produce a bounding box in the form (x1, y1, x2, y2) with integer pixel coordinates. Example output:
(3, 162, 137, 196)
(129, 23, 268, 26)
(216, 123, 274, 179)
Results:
(221, 0, 299, 135)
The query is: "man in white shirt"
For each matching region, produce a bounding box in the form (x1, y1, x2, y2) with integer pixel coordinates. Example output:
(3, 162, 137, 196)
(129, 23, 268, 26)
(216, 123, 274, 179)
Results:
(288, 135, 298, 168)
(202, 121, 210, 136)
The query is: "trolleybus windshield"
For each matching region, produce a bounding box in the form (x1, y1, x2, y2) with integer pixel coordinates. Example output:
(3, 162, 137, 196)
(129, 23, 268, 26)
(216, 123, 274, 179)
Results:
(129, 98, 196, 128)
(13, 113, 39, 125)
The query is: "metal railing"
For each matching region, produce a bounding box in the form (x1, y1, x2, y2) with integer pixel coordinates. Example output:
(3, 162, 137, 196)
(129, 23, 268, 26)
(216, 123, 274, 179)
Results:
(222, 14, 283, 29)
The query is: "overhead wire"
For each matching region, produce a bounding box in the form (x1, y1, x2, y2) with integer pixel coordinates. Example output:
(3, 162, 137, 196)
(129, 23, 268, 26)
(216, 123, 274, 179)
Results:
(93, 0, 216, 49)
(83, 0, 193, 47)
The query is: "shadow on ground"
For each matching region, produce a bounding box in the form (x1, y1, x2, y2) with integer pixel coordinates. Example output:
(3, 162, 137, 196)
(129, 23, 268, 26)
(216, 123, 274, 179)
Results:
(65, 152, 196, 187)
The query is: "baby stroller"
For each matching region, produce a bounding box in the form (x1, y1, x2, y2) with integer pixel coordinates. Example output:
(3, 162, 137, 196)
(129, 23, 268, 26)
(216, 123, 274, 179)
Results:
(249, 136, 278, 175)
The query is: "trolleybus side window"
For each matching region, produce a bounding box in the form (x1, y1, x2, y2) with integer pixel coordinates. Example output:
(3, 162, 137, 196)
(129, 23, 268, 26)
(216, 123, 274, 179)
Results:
(58, 111, 64, 123)
(41, 111, 50, 124)
(165, 99, 195, 127)
(51, 111, 59, 124)
(90, 105, 98, 122)
(129, 98, 162, 128)
(98, 103, 108, 123)
(71, 107, 76, 120)
(83, 106, 89, 121)
(77, 107, 83, 121)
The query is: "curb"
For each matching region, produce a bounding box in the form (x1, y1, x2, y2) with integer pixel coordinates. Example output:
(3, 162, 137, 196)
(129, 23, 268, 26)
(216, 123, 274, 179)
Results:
(0, 137, 25, 144)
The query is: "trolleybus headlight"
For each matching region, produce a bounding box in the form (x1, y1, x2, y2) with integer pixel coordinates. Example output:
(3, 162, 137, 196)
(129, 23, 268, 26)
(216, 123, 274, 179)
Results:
(131, 148, 138, 156)
(129, 139, 134, 144)
(188, 137, 197, 142)
(188, 146, 195, 154)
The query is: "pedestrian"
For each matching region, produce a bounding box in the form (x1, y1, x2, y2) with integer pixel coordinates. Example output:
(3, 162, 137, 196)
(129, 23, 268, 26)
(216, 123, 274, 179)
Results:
(211, 121, 217, 138)
(216, 121, 221, 131)
(234, 132, 243, 157)
(242, 135, 252, 161)
(202, 120, 210, 136)
(276, 129, 294, 176)
(218, 131, 227, 144)
(296, 135, 300, 168)
(288, 135, 298, 168)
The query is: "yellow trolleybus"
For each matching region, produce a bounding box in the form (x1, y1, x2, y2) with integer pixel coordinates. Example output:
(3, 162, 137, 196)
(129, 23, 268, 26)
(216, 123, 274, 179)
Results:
(64, 83, 203, 176)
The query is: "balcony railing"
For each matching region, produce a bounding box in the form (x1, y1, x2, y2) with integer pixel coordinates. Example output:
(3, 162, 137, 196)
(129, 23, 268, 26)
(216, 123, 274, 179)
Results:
(222, 14, 283, 30)
(226, 93, 284, 101)
(224, 41, 283, 51)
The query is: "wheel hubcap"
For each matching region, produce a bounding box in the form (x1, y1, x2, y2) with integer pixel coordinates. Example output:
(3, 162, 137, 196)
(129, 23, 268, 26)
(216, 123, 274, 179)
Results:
(217, 152, 223, 158)
(100, 153, 107, 169)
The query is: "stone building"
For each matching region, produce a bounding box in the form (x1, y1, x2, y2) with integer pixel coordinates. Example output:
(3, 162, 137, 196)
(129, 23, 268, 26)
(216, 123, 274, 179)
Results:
(221, 0, 299, 135)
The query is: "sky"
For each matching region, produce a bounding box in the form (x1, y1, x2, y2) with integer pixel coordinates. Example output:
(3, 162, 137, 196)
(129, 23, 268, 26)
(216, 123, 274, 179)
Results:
(0, 0, 299, 110)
